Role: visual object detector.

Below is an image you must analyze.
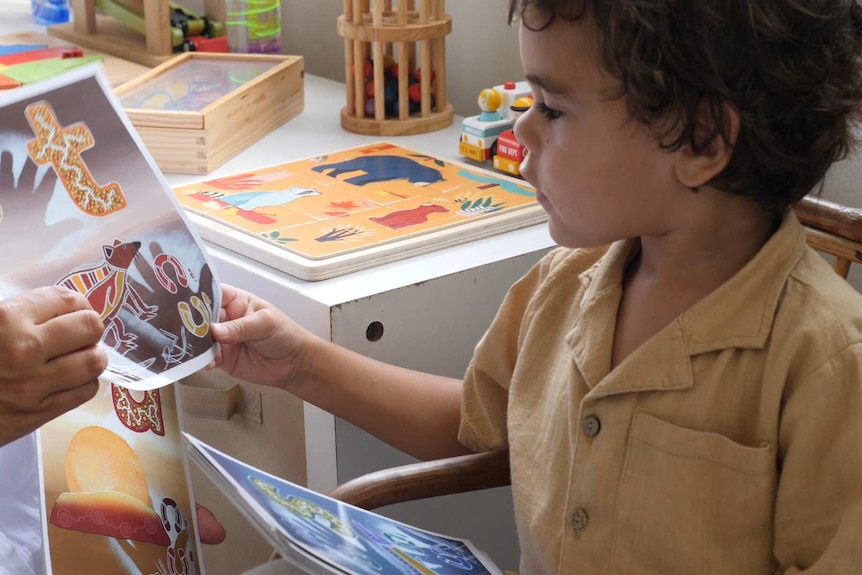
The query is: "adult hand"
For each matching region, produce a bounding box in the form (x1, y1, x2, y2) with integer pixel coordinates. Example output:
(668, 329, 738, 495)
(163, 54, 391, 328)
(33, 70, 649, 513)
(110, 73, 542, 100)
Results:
(0, 286, 107, 447)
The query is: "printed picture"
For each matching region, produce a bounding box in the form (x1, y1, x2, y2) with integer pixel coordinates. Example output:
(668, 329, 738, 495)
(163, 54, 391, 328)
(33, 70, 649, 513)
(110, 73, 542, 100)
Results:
(173, 142, 546, 280)
(0, 64, 220, 391)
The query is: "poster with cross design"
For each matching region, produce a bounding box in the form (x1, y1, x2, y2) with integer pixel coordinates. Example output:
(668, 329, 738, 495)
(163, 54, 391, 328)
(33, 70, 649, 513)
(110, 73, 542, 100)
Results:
(0, 64, 219, 574)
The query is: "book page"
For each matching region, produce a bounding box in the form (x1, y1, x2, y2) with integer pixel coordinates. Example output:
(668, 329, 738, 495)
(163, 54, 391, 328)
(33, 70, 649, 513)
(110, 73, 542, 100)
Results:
(185, 433, 503, 575)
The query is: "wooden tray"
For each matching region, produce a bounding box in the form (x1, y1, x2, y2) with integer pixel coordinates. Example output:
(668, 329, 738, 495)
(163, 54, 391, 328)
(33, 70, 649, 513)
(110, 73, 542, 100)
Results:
(114, 52, 304, 174)
(172, 142, 547, 281)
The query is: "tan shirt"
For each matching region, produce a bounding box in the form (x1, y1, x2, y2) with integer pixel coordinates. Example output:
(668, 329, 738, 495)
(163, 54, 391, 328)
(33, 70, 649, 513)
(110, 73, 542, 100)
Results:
(459, 211, 862, 575)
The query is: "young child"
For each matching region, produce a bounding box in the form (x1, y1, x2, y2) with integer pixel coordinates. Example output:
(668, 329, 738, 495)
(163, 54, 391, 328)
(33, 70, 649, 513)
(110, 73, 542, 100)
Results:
(211, 0, 862, 573)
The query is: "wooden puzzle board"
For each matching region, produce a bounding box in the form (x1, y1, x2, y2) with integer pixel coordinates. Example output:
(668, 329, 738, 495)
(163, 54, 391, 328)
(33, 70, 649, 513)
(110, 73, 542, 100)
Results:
(172, 142, 547, 281)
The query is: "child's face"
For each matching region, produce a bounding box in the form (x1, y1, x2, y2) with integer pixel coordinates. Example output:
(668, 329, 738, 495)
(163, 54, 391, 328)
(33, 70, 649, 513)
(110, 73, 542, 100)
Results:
(514, 14, 683, 248)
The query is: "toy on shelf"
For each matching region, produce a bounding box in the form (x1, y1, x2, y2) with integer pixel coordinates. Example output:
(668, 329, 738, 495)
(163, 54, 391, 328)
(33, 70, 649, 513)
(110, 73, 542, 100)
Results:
(492, 95, 533, 177)
(337, 0, 454, 136)
(47, 0, 226, 67)
(31, 0, 71, 25)
(114, 52, 304, 174)
(459, 81, 533, 174)
(172, 142, 545, 280)
(171, 3, 228, 53)
(224, 0, 282, 54)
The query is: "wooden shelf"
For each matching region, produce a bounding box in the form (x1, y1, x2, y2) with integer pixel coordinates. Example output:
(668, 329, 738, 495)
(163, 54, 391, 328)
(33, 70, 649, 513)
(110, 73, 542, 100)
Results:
(48, 15, 173, 67)
(48, 0, 224, 68)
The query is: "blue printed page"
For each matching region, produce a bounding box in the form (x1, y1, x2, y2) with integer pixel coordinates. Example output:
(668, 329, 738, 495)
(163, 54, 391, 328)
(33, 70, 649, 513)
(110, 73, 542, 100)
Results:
(184, 433, 503, 575)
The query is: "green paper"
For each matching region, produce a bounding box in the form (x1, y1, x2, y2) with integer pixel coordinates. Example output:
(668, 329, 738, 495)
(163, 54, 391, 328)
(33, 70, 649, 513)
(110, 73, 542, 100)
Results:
(2, 55, 104, 84)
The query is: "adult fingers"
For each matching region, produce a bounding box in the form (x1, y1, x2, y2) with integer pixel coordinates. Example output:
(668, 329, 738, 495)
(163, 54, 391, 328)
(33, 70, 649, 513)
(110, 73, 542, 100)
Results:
(39, 308, 105, 361)
(0, 345, 104, 428)
(0, 376, 100, 443)
(2, 285, 93, 325)
(38, 345, 108, 398)
(38, 378, 101, 422)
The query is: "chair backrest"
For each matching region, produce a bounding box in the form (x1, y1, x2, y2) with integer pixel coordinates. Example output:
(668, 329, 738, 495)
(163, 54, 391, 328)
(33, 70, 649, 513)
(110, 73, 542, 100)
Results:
(794, 196, 862, 279)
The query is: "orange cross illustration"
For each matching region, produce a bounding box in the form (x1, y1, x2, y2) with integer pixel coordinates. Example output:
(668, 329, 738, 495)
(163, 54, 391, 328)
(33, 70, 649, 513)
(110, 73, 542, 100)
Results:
(25, 102, 127, 216)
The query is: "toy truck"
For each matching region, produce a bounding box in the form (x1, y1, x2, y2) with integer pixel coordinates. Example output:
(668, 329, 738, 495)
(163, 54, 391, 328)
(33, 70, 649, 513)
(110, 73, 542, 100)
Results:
(459, 81, 532, 163)
(491, 96, 533, 177)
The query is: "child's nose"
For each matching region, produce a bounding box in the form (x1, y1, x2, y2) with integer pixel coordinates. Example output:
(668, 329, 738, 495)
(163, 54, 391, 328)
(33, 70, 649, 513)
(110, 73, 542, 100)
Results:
(513, 109, 536, 165)
(513, 109, 534, 151)
(512, 116, 534, 181)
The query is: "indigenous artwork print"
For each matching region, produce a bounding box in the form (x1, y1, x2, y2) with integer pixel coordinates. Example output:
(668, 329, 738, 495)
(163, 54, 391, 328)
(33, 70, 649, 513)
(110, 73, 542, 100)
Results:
(172, 143, 545, 280)
(0, 66, 217, 574)
(39, 381, 200, 575)
(0, 65, 219, 391)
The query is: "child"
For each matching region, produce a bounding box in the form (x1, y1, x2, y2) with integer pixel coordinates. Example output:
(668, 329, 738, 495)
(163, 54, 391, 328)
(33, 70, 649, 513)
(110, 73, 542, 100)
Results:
(212, 0, 862, 573)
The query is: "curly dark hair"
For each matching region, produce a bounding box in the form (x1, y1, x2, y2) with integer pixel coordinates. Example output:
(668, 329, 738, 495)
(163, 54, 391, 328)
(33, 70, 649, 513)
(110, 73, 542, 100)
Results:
(509, 0, 862, 211)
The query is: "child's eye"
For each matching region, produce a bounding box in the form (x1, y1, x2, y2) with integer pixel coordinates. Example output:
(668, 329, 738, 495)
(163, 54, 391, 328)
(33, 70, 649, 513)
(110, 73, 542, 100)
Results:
(535, 102, 562, 120)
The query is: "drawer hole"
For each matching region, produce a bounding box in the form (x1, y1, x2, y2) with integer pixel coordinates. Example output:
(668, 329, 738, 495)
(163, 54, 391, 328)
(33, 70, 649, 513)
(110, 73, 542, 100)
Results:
(365, 321, 384, 342)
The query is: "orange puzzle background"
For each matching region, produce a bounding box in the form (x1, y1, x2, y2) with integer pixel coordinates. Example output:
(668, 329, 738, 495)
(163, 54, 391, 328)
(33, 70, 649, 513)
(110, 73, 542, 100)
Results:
(172, 143, 538, 261)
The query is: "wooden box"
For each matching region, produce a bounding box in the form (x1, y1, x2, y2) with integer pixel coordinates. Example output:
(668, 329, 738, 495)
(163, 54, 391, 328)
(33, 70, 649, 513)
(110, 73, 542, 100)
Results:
(114, 52, 304, 174)
(338, 0, 454, 136)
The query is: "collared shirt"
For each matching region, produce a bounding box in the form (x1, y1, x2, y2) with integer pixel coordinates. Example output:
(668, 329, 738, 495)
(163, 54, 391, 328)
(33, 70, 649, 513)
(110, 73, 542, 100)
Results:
(459, 210, 862, 574)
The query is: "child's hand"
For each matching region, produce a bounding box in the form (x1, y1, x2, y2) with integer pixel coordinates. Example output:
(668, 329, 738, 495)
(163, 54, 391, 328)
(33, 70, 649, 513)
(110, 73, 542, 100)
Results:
(195, 503, 226, 545)
(0, 286, 107, 447)
(209, 284, 313, 390)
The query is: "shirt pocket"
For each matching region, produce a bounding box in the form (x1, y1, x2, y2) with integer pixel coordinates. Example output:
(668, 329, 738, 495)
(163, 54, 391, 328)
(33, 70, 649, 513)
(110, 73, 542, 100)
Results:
(611, 413, 777, 575)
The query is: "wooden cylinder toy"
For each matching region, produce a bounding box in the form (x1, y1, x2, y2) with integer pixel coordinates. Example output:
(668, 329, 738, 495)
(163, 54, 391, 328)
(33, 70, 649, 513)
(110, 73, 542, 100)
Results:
(337, 0, 454, 136)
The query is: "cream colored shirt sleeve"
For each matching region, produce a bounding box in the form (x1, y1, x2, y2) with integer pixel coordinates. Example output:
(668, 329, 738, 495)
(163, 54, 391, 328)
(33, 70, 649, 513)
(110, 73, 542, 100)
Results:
(459, 249, 561, 453)
(774, 343, 862, 573)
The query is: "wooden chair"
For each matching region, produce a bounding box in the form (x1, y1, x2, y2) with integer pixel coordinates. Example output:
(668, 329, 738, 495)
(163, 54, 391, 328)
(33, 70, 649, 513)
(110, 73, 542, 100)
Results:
(327, 448, 510, 509)
(794, 196, 862, 278)
(326, 195, 862, 511)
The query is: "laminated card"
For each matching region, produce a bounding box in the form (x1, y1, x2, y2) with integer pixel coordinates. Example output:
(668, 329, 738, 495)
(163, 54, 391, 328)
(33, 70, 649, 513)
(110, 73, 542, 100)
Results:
(0, 64, 220, 575)
(185, 434, 504, 575)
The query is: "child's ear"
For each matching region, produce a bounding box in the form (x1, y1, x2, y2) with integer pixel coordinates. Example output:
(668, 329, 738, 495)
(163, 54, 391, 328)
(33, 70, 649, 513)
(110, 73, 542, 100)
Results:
(674, 101, 740, 189)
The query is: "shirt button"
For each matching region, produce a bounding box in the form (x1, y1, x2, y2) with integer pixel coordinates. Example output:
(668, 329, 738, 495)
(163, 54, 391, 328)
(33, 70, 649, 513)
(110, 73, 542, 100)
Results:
(570, 507, 589, 532)
(581, 415, 601, 438)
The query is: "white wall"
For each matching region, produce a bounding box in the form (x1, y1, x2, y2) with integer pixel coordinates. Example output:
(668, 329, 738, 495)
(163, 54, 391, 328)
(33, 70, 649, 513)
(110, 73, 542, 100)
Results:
(822, 134, 862, 288)
(824, 136, 862, 206)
